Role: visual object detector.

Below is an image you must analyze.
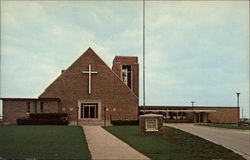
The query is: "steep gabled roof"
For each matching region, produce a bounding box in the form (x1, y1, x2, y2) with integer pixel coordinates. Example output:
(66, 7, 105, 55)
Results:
(39, 47, 138, 99)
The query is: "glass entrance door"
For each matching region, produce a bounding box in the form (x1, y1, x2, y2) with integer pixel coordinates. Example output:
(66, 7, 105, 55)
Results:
(80, 102, 98, 119)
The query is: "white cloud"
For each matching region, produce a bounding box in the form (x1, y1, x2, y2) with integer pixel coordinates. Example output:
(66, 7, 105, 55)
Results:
(146, 1, 249, 30)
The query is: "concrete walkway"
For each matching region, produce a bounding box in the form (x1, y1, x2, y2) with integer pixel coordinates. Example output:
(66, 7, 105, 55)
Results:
(83, 126, 150, 160)
(166, 123, 250, 160)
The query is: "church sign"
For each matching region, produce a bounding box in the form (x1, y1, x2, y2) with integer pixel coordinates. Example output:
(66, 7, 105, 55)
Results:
(145, 118, 158, 132)
(139, 114, 164, 135)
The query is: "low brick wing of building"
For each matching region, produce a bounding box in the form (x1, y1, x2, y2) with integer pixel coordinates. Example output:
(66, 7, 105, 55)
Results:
(139, 106, 239, 124)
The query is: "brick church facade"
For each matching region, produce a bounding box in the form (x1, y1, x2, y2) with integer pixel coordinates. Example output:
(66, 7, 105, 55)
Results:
(1, 48, 239, 125)
(1, 48, 139, 125)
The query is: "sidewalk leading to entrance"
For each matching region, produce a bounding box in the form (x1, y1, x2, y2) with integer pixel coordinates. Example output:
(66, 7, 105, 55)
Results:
(166, 123, 250, 160)
(83, 126, 150, 160)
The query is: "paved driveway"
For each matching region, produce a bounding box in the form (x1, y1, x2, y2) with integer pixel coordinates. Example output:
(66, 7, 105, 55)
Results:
(166, 123, 250, 160)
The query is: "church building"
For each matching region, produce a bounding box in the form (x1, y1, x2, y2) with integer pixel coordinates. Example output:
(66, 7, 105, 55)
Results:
(1, 48, 139, 125)
(1, 48, 239, 125)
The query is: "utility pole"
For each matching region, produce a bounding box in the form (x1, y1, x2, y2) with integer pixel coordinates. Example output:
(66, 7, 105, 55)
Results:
(236, 92, 241, 121)
(236, 92, 240, 107)
(241, 108, 244, 119)
(191, 101, 195, 107)
(143, 0, 146, 113)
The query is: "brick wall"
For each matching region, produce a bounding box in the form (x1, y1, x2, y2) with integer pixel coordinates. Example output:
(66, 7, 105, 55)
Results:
(42, 101, 59, 113)
(3, 100, 29, 124)
(2, 99, 58, 124)
(139, 115, 164, 135)
(194, 107, 240, 124)
(112, 56, 139, 97)
(140, 106, 239, 124)
(39, 48, 138, 124)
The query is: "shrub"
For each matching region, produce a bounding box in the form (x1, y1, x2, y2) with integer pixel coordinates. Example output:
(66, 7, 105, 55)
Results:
(17, 118, 68, 125)
(111, 120, 139, 125)
(29, 113, 68, 120)
(17, 113, 69, 125)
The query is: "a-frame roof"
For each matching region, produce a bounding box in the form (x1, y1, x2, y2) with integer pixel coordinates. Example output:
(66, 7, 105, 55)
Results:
(39, 47, 138, 99)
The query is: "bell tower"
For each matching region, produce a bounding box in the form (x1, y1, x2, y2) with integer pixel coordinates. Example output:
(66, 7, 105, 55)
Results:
(112, 56, 139, 97)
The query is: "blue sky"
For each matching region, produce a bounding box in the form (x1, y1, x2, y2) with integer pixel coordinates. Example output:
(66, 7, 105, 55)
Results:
(1, 1, 249, 118)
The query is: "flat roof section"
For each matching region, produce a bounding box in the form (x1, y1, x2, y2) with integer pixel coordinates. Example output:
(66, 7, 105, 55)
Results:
(0, 97, 60, 102)
(140, 110, 216, 113)
(139, 106, 238, 109)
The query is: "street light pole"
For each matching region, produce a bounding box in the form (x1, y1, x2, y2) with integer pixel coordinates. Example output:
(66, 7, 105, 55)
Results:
(241, 108, 244, 119)
(191, 101, 195, 107)
(143, 0, 146, 113)
(236, 92, 241, 121)
(236, 92, 240, 107)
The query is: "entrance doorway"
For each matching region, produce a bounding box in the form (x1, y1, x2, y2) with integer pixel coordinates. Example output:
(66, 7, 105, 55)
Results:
(80, 102, 98, 119)
(196, 113, 203, 123)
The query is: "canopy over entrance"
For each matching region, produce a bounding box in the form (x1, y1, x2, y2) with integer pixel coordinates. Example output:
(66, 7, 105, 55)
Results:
(139, 109, 216, 113)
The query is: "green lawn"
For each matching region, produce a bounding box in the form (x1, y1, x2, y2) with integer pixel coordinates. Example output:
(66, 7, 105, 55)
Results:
(196, 123, 250, 130)
(0, 125, 91, 159)
(104, 126, 245, 160)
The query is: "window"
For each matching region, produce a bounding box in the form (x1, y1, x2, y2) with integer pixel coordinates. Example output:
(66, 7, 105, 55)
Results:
(34, 102, 37, 113)
(182, 113, 186, 120)
(80, 103, 98, 119)
(40, 102, 44, 113)
(165, 112, 170, 119)
(173, 112, 177, 119)
(168, 112, 173, 119)
(145, 118, 158, 132)
(122, 65, 132, 88)
(26, 102, 30, 113)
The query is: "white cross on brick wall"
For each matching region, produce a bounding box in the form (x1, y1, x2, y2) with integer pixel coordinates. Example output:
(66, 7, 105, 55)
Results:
(82, 64, 98, 94)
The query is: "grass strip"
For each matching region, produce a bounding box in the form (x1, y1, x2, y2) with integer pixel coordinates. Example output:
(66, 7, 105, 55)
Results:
(104, 125, 245, 160)
(196, 123, 250, 130)
(0, 125, 91, 159)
